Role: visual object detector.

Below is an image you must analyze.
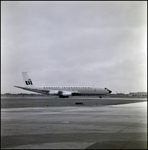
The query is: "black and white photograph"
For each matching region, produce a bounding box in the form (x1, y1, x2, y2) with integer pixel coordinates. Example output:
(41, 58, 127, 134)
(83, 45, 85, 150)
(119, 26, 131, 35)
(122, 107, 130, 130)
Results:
(1, 1, 147, 149)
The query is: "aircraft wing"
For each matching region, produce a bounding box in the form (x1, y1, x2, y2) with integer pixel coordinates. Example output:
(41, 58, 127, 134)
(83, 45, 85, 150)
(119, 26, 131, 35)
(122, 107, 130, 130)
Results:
(14, 85, 80, 96)
(14, 86, 49, 94)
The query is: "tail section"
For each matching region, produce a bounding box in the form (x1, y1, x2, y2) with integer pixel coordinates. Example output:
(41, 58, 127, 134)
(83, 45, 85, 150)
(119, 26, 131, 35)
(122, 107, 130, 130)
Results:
(22, 72, 33, 86)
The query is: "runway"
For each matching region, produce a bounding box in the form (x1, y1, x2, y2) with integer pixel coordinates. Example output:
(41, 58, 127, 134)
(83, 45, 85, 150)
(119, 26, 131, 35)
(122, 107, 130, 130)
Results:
(1, 96, 147, 149)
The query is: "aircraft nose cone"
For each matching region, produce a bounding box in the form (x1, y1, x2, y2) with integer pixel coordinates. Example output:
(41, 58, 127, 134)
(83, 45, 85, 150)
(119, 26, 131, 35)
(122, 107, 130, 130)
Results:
(104, 88, 112, 94)
(109, 90, 112, 94)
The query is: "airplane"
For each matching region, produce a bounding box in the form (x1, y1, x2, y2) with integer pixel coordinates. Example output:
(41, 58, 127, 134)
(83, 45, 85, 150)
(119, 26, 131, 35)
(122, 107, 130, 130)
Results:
(14, 72, 112, 98)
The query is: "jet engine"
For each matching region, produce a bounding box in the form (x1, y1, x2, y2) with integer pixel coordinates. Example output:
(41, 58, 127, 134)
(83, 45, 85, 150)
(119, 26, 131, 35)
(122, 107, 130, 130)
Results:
(58, 91, 72, 98)
(61, 91, 72, 96)
(49, 90, 59, 95)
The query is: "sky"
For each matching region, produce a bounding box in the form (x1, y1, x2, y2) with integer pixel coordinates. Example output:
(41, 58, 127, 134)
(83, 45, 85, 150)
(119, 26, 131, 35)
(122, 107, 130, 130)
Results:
(1, 1, 147, 94)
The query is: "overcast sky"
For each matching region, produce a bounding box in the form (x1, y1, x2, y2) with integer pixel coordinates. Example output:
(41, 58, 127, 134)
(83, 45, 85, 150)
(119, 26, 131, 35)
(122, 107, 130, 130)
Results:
(1, 1, 147, 94)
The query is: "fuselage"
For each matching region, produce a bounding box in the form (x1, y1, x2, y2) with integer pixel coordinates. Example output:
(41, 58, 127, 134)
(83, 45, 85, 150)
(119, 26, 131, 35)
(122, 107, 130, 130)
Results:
(36, 86, 111, 95)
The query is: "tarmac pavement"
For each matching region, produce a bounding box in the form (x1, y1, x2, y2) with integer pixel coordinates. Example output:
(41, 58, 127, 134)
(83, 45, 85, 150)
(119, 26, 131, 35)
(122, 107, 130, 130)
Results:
(1, 97, 147, 149)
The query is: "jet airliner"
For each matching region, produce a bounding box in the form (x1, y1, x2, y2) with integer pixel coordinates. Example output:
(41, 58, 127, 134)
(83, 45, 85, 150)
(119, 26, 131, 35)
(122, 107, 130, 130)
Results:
(14, 72, 112, 98)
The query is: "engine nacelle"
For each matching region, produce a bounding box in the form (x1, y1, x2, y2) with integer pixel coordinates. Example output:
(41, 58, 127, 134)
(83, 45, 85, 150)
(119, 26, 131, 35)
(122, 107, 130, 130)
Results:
(61, 91, 72, 96)
(49, 90, 59, 95)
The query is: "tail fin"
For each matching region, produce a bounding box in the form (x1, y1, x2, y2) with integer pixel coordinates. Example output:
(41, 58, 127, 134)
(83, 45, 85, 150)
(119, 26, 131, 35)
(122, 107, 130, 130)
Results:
(22, 72, 33, 86)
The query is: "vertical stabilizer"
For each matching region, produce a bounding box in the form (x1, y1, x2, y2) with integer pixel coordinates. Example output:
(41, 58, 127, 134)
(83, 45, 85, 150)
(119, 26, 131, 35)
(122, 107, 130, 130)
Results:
(22, 72, 33, 86)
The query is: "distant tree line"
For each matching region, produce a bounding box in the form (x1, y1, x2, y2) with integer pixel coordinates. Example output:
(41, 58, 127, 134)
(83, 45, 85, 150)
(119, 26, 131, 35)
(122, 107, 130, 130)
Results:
(1, 92, 147, 98)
